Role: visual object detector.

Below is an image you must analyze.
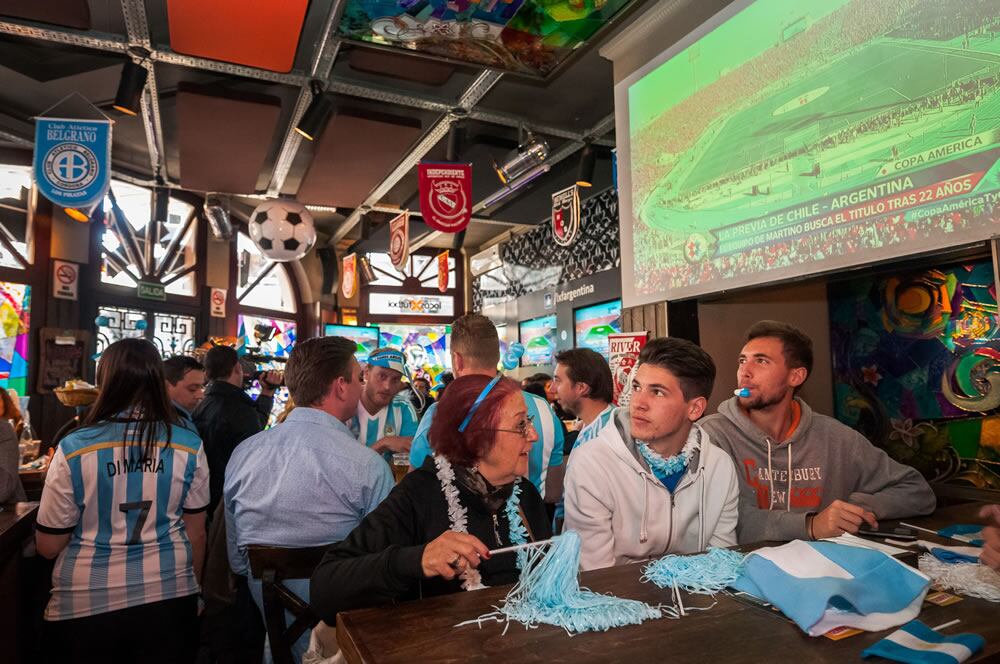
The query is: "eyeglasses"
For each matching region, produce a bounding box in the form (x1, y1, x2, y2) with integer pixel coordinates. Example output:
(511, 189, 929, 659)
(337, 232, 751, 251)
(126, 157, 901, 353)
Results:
(482, 414, 536, 438)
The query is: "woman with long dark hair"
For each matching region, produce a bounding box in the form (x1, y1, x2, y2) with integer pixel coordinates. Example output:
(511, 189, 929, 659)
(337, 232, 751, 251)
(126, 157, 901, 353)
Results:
(36, 338, 209, 663)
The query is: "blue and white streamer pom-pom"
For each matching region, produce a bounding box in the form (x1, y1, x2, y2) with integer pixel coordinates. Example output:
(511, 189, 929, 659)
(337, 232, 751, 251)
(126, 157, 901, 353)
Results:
(642, 547, 745, 595)
(458, 531, 663, 635)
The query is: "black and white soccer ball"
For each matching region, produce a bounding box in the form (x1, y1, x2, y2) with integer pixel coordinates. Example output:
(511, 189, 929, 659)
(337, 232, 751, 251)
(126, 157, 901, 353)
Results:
(248, 199, 316, 262)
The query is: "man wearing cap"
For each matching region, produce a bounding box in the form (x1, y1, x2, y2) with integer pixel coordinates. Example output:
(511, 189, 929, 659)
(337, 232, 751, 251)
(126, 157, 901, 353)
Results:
(350, 347, 420, 462)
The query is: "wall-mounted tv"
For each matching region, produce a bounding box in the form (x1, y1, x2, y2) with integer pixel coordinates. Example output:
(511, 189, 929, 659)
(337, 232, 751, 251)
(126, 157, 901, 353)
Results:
(324, 323, 380, 362)
(574, 299, 622, 359)
(518, 314, 557, 367)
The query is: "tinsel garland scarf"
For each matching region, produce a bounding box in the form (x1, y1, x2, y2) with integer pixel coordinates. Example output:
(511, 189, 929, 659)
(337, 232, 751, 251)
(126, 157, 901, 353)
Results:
(457, 531, 664, 635)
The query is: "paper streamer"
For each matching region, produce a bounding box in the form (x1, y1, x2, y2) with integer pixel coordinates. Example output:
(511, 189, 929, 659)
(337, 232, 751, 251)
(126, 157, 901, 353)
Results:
(918, 553, 1000, 602)
(642, 547, 746, 595)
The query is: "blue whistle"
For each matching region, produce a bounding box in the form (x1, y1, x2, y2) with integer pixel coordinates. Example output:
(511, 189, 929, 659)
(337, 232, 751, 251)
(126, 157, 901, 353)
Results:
(734, 387, 751, 398)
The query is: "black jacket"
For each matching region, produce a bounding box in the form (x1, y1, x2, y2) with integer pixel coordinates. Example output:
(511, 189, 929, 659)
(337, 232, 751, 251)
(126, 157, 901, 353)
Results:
(310, 459, 552, 623)
(192, 380, 273, 511)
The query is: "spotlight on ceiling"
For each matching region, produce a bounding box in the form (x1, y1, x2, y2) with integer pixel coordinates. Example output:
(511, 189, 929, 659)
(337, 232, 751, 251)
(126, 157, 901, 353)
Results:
(576, 143, 596, 188)
(112, 59, 148, 116)
(203, 196, 233, 241)
(294, 80, 334, 141)
(494, 132, 548, 185)
(358, 255, 376, 284)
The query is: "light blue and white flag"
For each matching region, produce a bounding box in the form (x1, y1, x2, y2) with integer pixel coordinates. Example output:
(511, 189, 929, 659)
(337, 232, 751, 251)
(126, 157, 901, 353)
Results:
(862, 620, 984, 663)
(731, 540, 930, 636)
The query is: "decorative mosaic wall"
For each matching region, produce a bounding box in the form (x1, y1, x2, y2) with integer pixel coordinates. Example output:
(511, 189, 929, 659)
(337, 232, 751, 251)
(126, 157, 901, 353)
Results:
(0, 282, 30, 395)
(829, 260, 1000, 489)
(473, 187, 620, 309)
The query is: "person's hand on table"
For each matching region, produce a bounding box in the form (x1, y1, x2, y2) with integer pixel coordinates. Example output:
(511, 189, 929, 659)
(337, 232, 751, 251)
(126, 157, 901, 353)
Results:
(421, 531, 490, 580)
(809, 499, 878, 539)
(980, 504, 1000, 571)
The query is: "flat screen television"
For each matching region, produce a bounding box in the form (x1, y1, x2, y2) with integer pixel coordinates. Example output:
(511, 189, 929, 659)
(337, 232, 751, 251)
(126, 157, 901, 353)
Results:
(324, 323, 380, 362)
(518, 314, 557, 367)
(574, 299, 622, 359)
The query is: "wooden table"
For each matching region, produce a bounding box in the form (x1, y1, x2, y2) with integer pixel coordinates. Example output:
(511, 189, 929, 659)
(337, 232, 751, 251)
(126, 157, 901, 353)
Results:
(337, 502, 1000, 663)
(0, 502, 38, 663)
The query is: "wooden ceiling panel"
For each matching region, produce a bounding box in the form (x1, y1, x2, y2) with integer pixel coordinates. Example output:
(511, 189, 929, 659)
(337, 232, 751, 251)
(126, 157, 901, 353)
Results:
(0, 0, 90, 30)
(348, 49, 456, 86)
(296, 111, 422, 208)
(166, 0, 309, 73)
(176, 85, 281, 194)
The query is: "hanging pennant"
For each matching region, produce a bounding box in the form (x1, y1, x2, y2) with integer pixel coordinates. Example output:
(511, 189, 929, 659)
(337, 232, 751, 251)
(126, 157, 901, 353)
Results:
(437, 250, 449, 293)
(419, 162, 471, 233)
(34, 116, 112, 217)
(342, 252, 357, 299)
(389, 210, 410, 270)
(552, 184, 581, 247)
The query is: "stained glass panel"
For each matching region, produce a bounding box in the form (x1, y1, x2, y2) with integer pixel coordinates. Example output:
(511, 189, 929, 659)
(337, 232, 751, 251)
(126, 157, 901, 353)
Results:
(0, 282, 30, 394)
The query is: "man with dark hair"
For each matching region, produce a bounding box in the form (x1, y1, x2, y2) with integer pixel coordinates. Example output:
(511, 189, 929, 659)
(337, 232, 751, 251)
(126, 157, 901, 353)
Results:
(565, 337, 739, 570)
(193, 345, 281, 512)
(409, 376, 435, 417)
(163, 355, 205, 429)
(701, 320, 935, 544)
(408, 314, 565, 502)
(553, 348, 615, 450)
(224, 336, 392, 661)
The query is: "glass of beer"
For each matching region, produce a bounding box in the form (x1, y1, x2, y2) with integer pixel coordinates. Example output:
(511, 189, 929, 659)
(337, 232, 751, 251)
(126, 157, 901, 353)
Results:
(392, 452, 409, 483)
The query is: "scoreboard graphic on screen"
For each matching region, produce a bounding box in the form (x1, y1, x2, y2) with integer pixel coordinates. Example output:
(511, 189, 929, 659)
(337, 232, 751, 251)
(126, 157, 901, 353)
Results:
(624, 0, 1000, 303)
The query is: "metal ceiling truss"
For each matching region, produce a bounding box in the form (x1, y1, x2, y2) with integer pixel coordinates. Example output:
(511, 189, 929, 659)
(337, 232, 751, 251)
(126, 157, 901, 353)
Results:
(409, 112, 615, 251)
(0, 18, 613, 152)
(266, 0, 345, 196)
(120, 0, 167, 183)
(329, 69, 503, 244)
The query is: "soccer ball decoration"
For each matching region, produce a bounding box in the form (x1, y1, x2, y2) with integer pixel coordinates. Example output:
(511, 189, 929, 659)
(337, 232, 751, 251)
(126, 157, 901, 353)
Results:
(248, 199, 317, 262)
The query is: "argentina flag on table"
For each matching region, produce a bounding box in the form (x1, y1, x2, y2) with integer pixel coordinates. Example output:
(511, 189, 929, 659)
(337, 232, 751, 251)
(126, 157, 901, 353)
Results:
(730, 540, 930, 636)
(862, 620, 984, 663)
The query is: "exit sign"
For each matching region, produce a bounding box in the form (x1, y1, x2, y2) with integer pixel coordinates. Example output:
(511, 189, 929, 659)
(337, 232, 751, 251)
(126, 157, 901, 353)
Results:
(138, 281, 166, 301)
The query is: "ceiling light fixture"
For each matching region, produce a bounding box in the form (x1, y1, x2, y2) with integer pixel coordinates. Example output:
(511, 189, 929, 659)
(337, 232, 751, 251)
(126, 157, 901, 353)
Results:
(494, 130, 548, 185)
(203, 195, 233, 240)
(295, 80, 334, 141)
(576, 142, 595, 188)
(112, 59, 148, 116)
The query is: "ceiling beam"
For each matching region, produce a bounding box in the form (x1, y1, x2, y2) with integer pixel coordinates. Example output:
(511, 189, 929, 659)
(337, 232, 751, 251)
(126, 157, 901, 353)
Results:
(329, 70, 504, 245)
(410, 112, 615, 250)
(120, 0, 167, 183)
(265, 0, 346, 196)
(0, 18, 613, 149)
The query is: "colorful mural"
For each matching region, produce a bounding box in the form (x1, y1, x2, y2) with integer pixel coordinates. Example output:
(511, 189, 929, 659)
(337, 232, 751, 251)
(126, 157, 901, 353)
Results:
(338, 0, 635, 77)
(0, 282, 30, 395)
(830, 261, 1000, 489)
(378, 323, 450, 386)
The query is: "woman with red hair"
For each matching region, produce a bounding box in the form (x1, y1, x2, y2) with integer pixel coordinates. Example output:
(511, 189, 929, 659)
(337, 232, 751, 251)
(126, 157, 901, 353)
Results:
(310, 374, 552, 620)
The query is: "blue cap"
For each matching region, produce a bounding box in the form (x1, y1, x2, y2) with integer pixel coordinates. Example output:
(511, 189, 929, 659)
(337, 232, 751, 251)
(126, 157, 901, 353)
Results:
(367, 348, 405, 375)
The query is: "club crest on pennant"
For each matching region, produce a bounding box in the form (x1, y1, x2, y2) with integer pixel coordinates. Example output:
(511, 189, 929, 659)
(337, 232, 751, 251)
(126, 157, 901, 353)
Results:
(437, 250, 449, 293)
(551, 185, 581, 247)
(419, 163, 471, 233)
(342, 253, 357, 299)
(389, 211, 410, 271)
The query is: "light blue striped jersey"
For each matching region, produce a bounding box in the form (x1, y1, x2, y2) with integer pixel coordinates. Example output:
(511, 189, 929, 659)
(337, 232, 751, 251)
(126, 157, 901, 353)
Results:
(348, 395, 419, 462)
(36, 420, 209, 621)
(408, 391, 565, 493)
(572, 405, 617, 451)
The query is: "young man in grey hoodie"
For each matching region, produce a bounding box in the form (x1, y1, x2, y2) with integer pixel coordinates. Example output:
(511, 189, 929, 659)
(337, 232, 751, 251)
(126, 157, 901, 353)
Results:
(700, 320, 936, 544)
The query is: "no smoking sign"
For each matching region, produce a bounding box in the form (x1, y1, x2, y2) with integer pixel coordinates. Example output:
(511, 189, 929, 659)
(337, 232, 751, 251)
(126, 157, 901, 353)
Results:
(52, 260, 79, 301)
(210, 287, 227, 318)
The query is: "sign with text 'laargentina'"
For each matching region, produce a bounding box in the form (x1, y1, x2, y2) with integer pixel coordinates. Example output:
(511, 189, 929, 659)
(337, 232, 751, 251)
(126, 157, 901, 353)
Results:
(342, 253, 357, 299)
(34, 117, 111, 211)
(418, 162, 471, 233)
(389, 210, 410, 270)
(552, 184, 581, 247)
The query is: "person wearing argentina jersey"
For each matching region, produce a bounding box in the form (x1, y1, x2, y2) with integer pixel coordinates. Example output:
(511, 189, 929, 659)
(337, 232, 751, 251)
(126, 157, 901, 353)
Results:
(552, 348, 616, 453)
(349, 347, 419, 462)
(409, 314, 565, 502)
(163, 355, 206, 433)
(35, 339, 209, 662)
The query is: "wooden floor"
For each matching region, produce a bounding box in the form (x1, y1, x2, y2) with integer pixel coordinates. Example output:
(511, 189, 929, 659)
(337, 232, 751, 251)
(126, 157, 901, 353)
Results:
(337, 502, 1000, 663)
